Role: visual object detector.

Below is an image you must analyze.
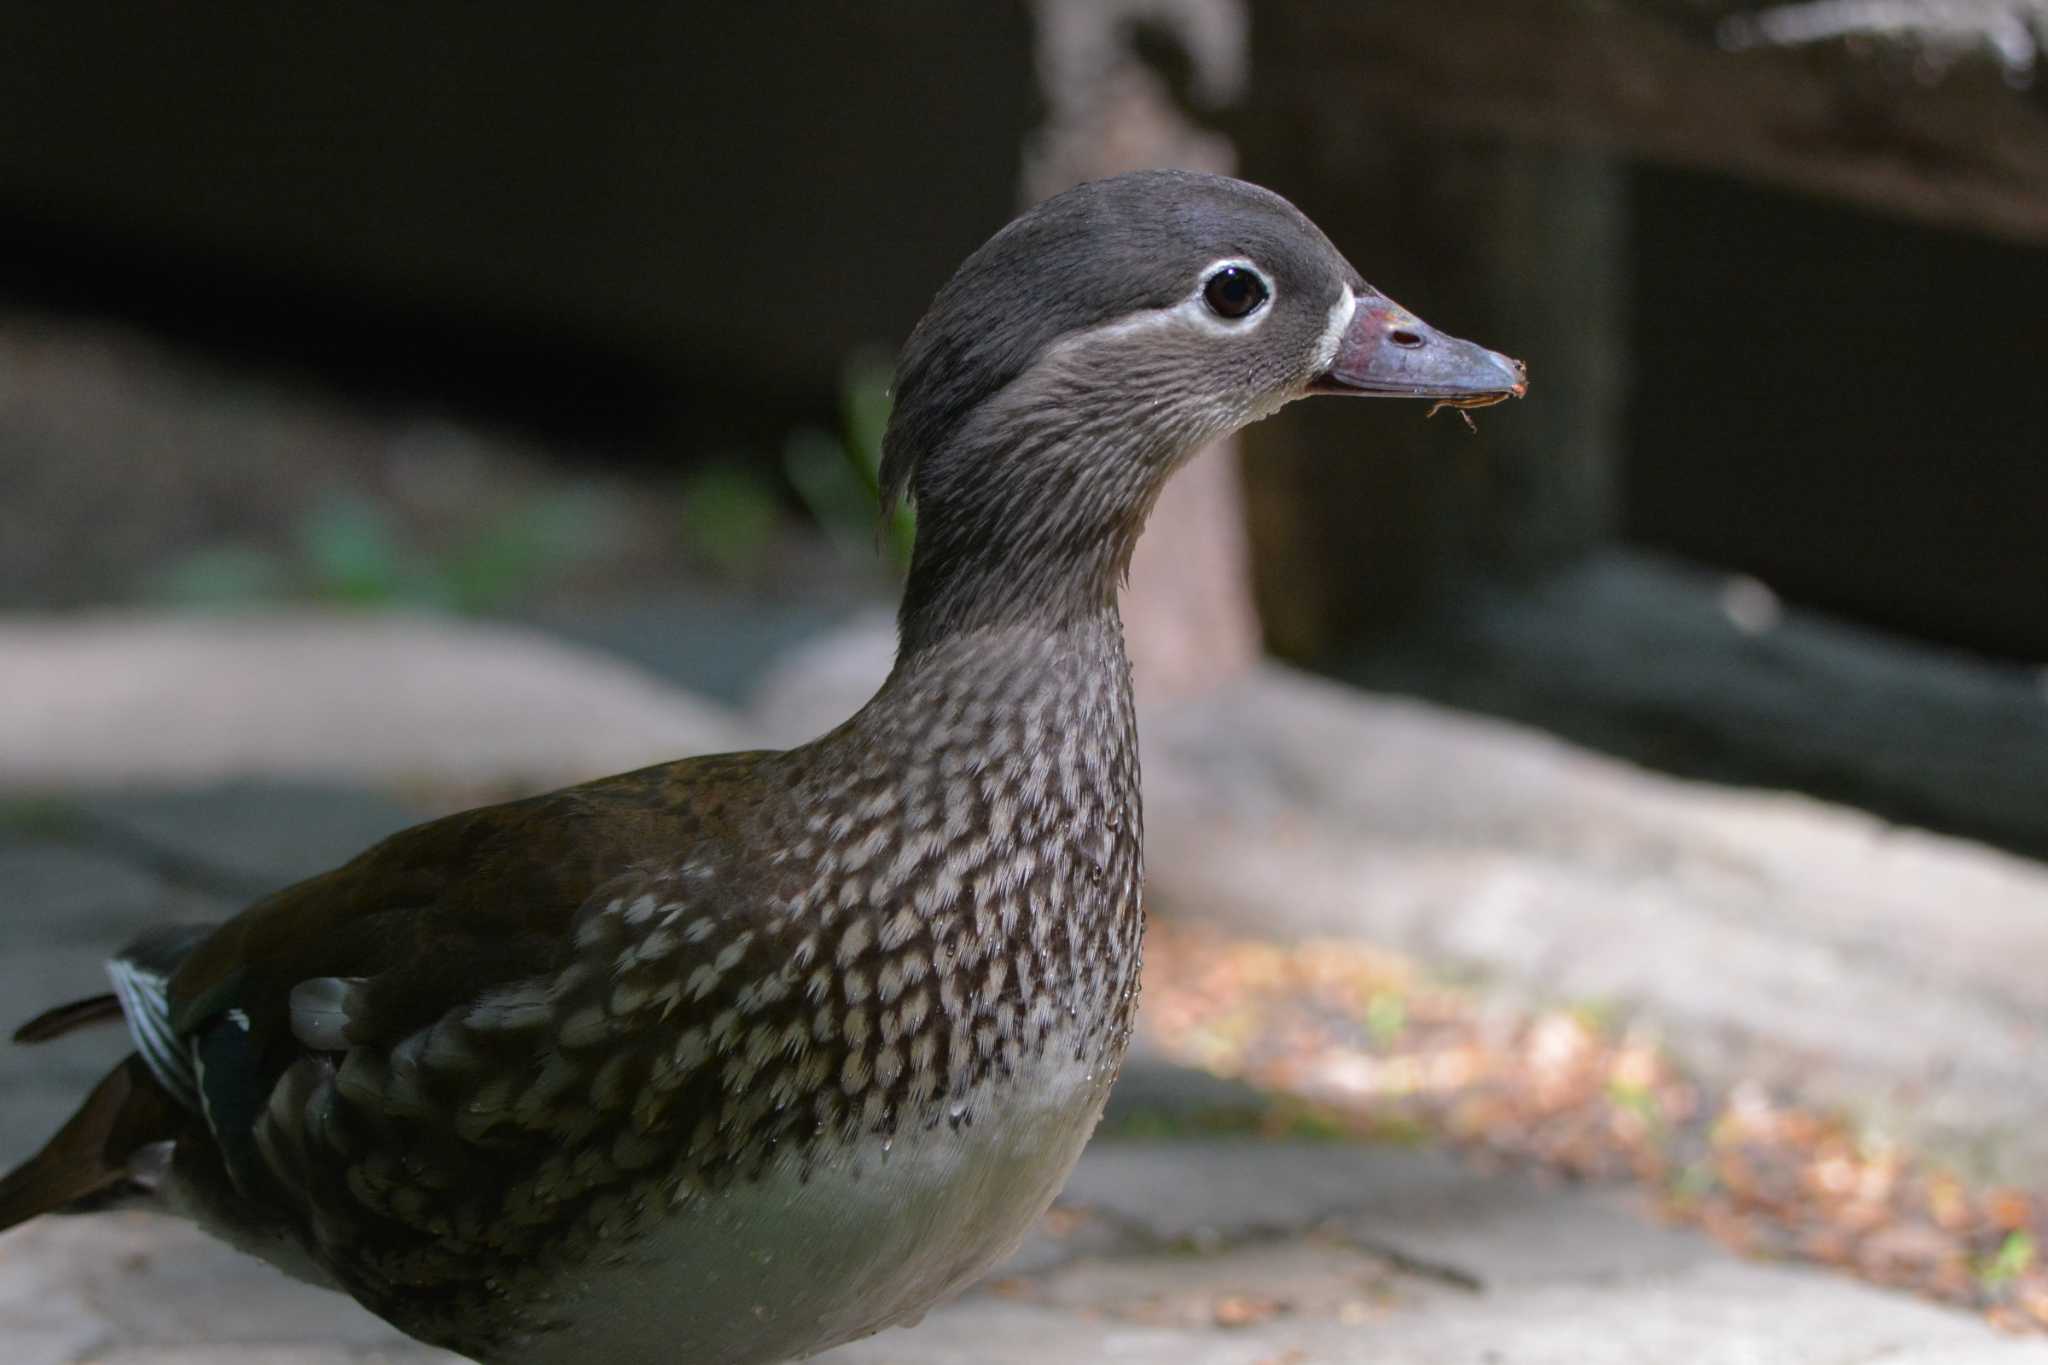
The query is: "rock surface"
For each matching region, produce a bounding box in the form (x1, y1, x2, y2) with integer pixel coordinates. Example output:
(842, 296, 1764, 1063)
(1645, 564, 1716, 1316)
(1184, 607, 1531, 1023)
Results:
(0, 612, 744, 791)
(8, 1127, 2048, 1365)
(1344, 550, 2048, 863)
(754, 614, 2048, 1181)
(4, 610, 2046, 1360)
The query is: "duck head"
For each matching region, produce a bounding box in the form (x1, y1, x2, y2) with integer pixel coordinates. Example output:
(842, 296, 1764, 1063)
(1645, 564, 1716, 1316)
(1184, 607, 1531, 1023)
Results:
(882, 169, 1526, 650)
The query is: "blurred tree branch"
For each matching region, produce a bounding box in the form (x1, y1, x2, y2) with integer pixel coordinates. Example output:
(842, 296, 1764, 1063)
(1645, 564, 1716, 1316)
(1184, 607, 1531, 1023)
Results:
(1027, 0, 1265, 698)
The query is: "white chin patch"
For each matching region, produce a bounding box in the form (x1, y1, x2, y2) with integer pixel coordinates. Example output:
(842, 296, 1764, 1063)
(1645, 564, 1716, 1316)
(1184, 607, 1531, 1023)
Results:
(1312, 285, 1357, 374)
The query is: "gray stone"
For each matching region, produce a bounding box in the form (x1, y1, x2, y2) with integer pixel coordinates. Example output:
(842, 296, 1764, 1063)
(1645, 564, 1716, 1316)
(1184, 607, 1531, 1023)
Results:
(748, 607, 899, 749)
(0, 841, 219, 944)
(4, 611, 2045, 1361)
(826, 1138, 2048, 1365)
(1344, 550, 2048, 863)
(1141, 665, 2048, 1179)
(0, 843, 218, 1161)
(520, 586, 870, 709)
(78, 782, 420, 895)
(9, 1139, 2043, 1365)
(1099, 1039, 1271, 1130)
(0, 789, 421, 1164)
(1059, 1139, 1713, 1289)
(750, 616, 2048, 1179)
(0, 612, 747, 792)
(0, 1216, 457, 1365)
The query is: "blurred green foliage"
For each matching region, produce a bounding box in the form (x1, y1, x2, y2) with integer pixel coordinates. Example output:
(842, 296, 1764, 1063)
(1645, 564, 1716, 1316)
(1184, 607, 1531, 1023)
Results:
(143, 354, 908, 611)
(1980, 1230, 2038, 1289)
(149, 488, 619, 612)
(1604, 1075, 1665, 1133)
(674, 352, 909, 577)
(677, 464, 784, 578)
(783, 351, 914, 570)
(1364, 990, 1408, 1046)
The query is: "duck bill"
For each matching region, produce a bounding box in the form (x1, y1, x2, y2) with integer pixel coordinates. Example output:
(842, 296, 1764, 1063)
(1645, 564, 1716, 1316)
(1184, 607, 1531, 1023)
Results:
(1309, 292, 1527, 403)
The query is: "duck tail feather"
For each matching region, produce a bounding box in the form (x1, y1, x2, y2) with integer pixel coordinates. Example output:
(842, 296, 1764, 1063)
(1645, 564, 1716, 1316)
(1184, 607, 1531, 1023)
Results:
(13, 993, 124, 1043)
(0, 1055, 180, 1235)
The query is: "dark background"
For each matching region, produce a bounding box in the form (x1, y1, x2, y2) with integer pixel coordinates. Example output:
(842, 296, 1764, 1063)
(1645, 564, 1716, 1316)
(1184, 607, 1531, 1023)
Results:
(2, 1, 2043, 851)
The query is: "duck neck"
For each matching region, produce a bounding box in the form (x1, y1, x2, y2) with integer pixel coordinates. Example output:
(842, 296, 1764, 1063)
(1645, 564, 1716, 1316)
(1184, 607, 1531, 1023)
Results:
(874, 418, 1158, 773)
(868, 606, 1135, 749)
(893, 395, 1183, 664)
(894, 517, 1142, 664)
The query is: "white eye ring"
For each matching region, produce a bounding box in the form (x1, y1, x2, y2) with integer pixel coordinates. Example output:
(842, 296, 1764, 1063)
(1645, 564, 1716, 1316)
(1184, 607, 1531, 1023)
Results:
(1186, 258, 1274, 333)
(1202, 264, 1269, 320)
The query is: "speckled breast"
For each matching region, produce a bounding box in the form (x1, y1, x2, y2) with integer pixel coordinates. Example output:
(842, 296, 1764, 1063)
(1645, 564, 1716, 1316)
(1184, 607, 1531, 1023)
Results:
(254, 617, 1147, 1365)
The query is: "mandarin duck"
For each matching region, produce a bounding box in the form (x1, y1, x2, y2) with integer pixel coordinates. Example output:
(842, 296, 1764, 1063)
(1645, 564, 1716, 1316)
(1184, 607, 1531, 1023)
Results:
(0, 169, 1524, 1364)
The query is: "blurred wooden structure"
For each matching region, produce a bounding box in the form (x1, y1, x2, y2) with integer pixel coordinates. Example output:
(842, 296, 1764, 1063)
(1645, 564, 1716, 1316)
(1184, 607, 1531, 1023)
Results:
(0, 1, 2043, 847)
(1230, 0, 2048, 653)
(1249, 0, 2048, 247)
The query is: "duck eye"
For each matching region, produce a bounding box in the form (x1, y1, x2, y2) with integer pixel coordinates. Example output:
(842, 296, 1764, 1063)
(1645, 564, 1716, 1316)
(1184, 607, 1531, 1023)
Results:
(1202, 266, 1267, 320)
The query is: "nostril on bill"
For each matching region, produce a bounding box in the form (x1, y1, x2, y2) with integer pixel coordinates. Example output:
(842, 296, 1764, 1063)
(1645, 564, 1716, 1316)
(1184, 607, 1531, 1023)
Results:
(1389, 329, 1424, 348)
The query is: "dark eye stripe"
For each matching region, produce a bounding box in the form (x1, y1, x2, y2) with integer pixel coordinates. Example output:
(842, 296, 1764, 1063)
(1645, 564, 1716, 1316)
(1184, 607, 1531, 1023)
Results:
(1202, 266, 1267, 320)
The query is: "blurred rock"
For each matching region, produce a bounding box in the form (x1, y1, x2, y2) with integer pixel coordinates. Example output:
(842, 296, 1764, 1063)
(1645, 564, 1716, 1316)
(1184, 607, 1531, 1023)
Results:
(4, 612, 2048, 1359)
(753, 613, 2048, 1180)
(747, 607, 900, 749)
(7, 1142, 2045, 1365)
(0, 1216, 457, 1365)
(1346, 549, 2048, 864)
(75, 783, 419, 894)
(841, 1139, 2048, 1365)
(0, 612, 747, 794)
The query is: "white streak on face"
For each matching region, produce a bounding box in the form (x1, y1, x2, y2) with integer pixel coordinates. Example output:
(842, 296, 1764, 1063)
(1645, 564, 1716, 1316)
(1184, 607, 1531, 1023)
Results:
(1049, 258, 1277, 353)
(1312, 285, 1356, 374)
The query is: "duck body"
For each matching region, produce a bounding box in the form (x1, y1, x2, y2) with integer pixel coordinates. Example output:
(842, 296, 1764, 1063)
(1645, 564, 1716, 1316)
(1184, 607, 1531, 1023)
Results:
(0, 170, 1521, 1363)
(167, 612, 1141, 1363)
